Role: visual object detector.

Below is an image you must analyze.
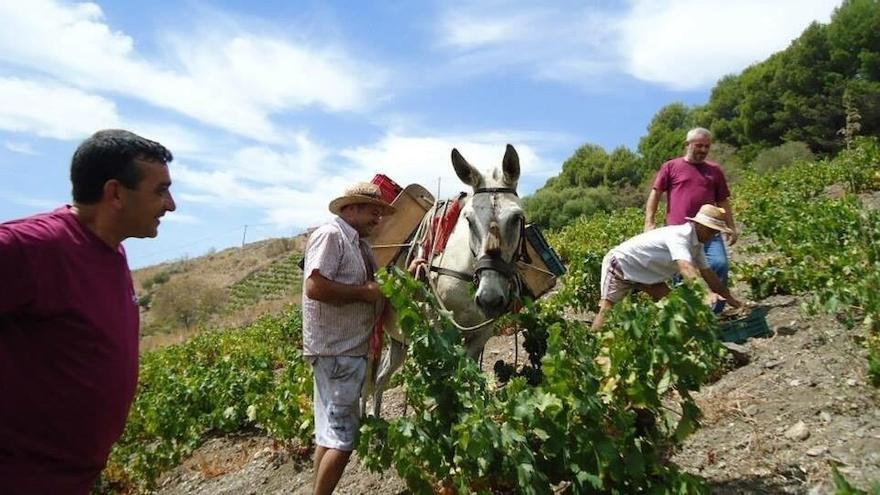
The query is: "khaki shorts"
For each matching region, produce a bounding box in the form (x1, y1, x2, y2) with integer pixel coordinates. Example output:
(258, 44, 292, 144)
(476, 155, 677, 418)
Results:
(600, 253, 635, 303)
(309, 356, 367, 451)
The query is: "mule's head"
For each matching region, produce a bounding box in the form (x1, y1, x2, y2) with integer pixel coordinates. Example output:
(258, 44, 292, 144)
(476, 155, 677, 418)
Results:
(451, 144, 524, 318)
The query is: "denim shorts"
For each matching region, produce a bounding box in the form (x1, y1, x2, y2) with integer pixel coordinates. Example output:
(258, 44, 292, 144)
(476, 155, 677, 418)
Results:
(308, 355, 367, 451)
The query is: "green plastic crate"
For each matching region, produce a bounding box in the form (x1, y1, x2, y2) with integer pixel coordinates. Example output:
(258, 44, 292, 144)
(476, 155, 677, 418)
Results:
(718, 306, 770, 343)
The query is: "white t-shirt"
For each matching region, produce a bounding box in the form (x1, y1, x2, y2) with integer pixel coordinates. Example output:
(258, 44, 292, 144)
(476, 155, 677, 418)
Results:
(610, 222, 708, 285)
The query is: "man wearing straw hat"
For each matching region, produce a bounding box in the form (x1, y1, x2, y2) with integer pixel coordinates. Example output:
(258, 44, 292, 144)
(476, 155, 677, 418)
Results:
(301, 182, 395, 494)
(591, 204, 743, 331)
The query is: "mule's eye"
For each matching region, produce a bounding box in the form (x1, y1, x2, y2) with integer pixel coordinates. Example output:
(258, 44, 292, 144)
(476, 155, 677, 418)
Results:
(507, 213, 523, 227)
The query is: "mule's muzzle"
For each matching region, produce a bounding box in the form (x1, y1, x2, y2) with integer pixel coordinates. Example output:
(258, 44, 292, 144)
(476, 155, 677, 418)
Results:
(474, 254, 516, 318)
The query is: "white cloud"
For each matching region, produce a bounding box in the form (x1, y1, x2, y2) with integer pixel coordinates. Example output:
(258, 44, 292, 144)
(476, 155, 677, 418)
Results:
(340, 133, 544, 197)
(228, 133, 328, 186)
(336, 131, 562, 209)
(434, 5, 617, 84)
(433, 1, 840, 90)
(3, 141, 39, 155)
(618, 0, 841, 89)
(440, 14, 534, 49)
(123, 121, 213, 156)
(0, 78, 120, 139)
(0, 0, 387, 141)
(162, 212, 200, 224)
(172, 163, 351, 228)
(168, 131, 557, 230)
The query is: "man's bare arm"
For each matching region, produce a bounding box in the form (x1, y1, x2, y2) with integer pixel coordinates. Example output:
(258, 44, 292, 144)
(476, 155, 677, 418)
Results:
(675, 259, 701, 280)
(717, 198, 738, 245)
(675, 260, 742, 308)
(645, 188, 662, 231)
(699, 267, 742, 308)
(305, 270, 381, 304)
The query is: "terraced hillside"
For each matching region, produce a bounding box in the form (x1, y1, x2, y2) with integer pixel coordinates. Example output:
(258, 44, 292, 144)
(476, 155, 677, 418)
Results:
(226, 252, 304, 312)
(132, 235, 308, 350)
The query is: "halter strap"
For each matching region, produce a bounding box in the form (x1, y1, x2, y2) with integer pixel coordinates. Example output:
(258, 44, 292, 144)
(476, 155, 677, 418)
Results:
(429, 265, 473, 283)
(473, 187, 517, 196)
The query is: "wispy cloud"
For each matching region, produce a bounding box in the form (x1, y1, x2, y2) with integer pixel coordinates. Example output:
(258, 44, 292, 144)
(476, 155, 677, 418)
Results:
(435, 3, 618, 85)
(169, 130, 558, 229)
(339, 132, 550, 195)
(123, 121, 214, 156)
(228, 133, 328, 186)
(618, 0, 840, 90)
(172, 162, 350, 228)
(433, 0, 840, 90)
(440, 13, 535, 49)
(0, 0, 389, 141)
(3, 141, 39, 155)
(162, 212, 200, 224)
(0, 77, 120, 140)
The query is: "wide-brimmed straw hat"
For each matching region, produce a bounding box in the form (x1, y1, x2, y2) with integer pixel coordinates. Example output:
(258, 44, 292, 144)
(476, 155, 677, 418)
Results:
(685, 204, 733, 234)
(328, 182, 396, 216)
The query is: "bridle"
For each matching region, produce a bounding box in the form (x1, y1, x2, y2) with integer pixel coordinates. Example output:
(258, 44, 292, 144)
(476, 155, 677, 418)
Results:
(428, 186, 530, 293)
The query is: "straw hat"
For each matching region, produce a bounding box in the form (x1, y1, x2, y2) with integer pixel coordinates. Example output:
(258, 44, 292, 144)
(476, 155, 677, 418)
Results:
(685, 204, 733, 234)
(328, 182, 396, 216)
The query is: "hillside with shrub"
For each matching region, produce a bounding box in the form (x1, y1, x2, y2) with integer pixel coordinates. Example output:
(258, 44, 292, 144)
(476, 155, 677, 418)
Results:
(132, 235, 307, 351)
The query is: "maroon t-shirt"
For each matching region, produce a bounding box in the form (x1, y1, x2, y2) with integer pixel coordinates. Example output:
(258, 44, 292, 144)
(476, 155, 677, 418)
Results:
(0, 206, 140, 494)
(652, 157, 731, 225)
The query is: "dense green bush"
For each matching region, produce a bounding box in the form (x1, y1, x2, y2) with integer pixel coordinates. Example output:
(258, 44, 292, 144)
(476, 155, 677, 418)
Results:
(360, 269, 721, 494)
(734, 138, 880, 385)
(749, 141, 815, 174)
(98, 308, 311, 492)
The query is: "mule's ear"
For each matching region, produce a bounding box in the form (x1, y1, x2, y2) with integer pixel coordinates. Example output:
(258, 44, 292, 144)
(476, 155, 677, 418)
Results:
(452, 148, 481, 187)
(502, 144, 520, 185)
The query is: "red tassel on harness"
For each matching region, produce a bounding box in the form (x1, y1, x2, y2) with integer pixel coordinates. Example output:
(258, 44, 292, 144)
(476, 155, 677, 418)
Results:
(370, 302, 391, 360)
(421, 198, 463, 257)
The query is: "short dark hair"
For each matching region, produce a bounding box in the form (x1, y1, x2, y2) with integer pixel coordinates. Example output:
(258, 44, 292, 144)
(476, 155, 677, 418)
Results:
(70, 129, 173, 204)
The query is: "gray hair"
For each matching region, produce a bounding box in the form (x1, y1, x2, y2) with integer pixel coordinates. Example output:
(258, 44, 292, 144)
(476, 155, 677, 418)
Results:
(686, 127, 712, 142)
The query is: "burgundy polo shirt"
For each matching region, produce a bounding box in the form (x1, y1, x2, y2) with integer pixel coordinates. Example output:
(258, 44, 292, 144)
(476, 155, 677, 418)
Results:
(652, 157, 731, 225)
(0, 206, 140, 494)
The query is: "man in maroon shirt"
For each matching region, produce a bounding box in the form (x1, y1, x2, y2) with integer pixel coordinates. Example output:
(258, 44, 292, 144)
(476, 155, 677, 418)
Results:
(644, 127, 737, 312)
(0, 129, 176, 494)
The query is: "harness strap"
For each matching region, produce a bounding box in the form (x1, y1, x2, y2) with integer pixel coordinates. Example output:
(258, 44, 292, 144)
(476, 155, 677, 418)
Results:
(474, 255, 517, 278)
(518, 219, 532, 264)
(429, 265, 473, 283)
(474, 187, 517, 196)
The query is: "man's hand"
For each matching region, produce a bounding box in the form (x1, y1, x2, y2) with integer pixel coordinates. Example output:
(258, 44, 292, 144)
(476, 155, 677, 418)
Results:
(727, 229, 738, 246)
(407, 257, 428, 279)
(725, 294, 743, 309)
(362, 281, 382, 303)
(707, 292, 744, 313)
(644, 221, 656, 232)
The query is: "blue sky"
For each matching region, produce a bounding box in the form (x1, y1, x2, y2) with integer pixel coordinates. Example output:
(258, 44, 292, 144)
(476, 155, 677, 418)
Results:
(0, 0, 841, 268)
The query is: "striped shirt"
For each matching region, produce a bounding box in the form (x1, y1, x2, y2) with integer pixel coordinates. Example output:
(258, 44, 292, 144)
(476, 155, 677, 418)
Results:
(302, 217, 378, 357)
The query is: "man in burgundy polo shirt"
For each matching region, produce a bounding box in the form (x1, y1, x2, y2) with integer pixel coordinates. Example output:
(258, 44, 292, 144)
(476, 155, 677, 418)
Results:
(644, 127, 737, 312)
(0, 129, 176, 494)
